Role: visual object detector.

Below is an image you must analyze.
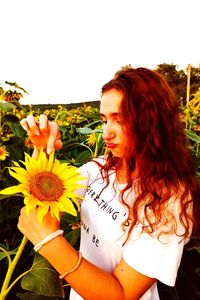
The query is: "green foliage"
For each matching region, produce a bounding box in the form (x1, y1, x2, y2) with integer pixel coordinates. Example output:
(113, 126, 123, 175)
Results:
(17, 292, 60, 300)
(21, 254, 64, 298)
(156, 63, 200, 106)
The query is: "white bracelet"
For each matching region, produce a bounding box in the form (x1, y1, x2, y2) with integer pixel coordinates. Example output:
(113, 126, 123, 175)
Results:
(59, 251, 82, 279)
(33, 230, 64, 252)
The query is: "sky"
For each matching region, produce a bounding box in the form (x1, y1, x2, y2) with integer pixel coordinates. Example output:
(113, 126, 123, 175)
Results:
(0, 0, 200, 105)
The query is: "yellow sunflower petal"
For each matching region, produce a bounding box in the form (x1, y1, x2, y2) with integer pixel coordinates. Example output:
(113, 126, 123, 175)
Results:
(61, 192, 81, 210)
(37, 204, 50, 224)
(57, 197, 77, 216)
(46, 151, 55, 172)
(0, 184, 23, 195)
(24, 195, 38, 214)
(49, 202, 60, 220)
(27, 154, 40, 173)
(9, 167, 30, 182)
(52, 161, 68, 176)
(36, 150, 48, 172)
(12, 161, 20, 167)
(56, 169, 79, 181)
(23, 153, 37, 174)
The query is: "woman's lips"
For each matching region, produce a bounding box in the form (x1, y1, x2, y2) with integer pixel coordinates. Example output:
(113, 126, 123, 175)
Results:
(106, 143, 117, 149)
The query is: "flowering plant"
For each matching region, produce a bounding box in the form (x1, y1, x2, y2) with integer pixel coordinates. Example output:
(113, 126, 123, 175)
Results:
(0, 150, 85, 300)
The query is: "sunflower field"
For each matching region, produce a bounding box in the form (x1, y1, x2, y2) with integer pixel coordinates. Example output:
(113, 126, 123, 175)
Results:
(0, 82, 200, 299)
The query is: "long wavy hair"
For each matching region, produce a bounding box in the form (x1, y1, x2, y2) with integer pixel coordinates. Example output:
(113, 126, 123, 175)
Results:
(100, 67, 200, 239)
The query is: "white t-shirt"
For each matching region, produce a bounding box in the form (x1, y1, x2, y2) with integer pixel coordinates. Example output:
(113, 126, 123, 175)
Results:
(70, 158, 189, 300)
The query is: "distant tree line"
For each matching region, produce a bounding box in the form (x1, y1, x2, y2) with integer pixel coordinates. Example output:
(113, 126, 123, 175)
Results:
(155, 63, 200, 105)
(22, 63, 200, 111)
(22, 100, 101, 112)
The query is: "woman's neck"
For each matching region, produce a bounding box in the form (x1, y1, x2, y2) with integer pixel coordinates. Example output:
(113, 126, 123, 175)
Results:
(116, 160, 128, 183)
(116, 159, 138, 184)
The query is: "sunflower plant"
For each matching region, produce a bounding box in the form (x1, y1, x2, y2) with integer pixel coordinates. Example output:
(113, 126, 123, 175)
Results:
(0, 150, 85, 300)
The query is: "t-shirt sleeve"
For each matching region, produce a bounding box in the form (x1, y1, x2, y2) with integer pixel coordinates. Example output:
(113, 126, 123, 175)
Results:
(122, 228, 186, 286)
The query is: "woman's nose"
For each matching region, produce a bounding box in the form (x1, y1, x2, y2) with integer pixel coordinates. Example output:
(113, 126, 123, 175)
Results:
(102, 123, 115, 140)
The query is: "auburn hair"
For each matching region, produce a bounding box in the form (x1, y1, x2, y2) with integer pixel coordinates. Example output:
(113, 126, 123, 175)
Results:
(99, 67, 200, 239)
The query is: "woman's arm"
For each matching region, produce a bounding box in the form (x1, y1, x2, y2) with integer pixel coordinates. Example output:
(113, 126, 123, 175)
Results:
(18, 208, 156, 300)
(40, 235, 156, 300)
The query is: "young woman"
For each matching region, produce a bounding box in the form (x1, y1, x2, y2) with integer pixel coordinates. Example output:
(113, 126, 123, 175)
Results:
(18, 67, 200, 300)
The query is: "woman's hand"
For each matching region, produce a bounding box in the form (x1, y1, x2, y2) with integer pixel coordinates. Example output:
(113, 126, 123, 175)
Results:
(20, 114, 63, 155)
(18, 206, 61, 246)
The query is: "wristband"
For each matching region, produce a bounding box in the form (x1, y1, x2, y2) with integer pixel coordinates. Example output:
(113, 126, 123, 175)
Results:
(33, 229, 64, 252)
(59, 251, 82, 279)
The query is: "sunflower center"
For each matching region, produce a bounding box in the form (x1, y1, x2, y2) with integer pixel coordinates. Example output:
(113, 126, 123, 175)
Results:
(30, 172, 64, 201)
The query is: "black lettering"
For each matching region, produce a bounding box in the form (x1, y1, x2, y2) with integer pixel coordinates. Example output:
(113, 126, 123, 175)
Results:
(92, 234, 99, 247)
(106, 206, 114, 214)
(112, 211, 119, 220)
(101, 202, 108, 210)
(99, 199, 105, 206)
(81, 221, 90, 234)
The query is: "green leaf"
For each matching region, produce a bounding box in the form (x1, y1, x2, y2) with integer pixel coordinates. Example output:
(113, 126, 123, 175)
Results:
(7, 122, 27, 139)
(194, 267, 200, 274)
(0, 247, 18, 261)
(77, 127, 103, 135)
(17, 292, 59, 300)
(5, 81, 29, 94)
(2, 113, 20, 123)
(65, 228, 80, 247)
(83, 120, 102, 128)
(21, 253, 64, 297)
(62, 140, 83, 152)
(76, 150, 92, 165)
(185, 130, 200, 143)
(77, 127, 94, 134)
(0, 102, 16, 111)
(61, 212, 80, 224)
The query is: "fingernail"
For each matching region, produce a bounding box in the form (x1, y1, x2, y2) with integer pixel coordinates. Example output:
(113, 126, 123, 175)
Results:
(47, 147, 52, 154)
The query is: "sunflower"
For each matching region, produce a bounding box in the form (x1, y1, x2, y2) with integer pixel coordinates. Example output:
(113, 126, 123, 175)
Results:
(0, 145, 9, 160)
(0, 150, 85, 223)
(86, 125, 103, 147)
(86, 132, 97, 146)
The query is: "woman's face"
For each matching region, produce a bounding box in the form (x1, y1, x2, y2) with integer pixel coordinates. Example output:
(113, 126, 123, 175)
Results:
(100, 88, 128, 158)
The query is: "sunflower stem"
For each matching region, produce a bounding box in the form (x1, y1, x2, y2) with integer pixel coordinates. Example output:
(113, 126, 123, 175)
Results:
(0, 235, 28, 300)
(93, 132, 102, 158)
(1, 269, 31, 299)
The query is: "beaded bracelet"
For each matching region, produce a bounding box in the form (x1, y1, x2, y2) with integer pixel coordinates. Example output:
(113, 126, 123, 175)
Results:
(33, 230, 64, 252)
(59, 251, 82, 279)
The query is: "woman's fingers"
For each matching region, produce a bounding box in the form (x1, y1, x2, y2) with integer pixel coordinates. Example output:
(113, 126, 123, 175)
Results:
(18, 206, 61, 245)
(20, 114, 48, 135)
(47, 122, 61, 154)
(39, 114, 49, 136)
(20, 115, 63, 153)
(55, 139, 63, 150)
(26, 115, 40, 136)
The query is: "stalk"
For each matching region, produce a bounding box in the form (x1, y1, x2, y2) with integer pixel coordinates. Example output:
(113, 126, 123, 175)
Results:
(0, 236, 28, 300)
(93, 133, 102, 158)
